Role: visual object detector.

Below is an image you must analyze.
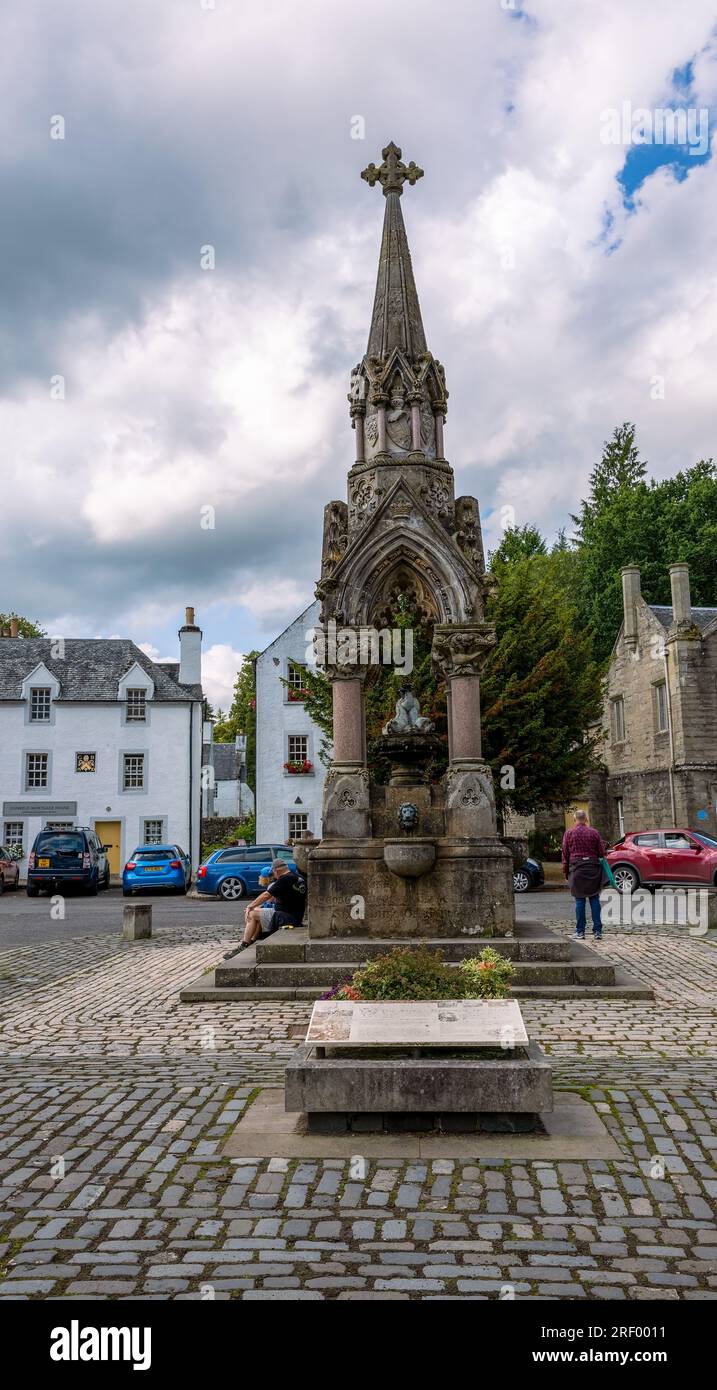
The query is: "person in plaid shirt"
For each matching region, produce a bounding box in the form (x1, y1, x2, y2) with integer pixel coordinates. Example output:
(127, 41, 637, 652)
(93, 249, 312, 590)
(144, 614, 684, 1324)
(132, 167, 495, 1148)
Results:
(562, 810, 606, 940)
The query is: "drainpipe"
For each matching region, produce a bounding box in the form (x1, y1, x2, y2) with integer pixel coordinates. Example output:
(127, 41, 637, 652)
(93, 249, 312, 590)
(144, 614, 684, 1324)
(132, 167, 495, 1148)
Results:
(662, 646, 677, 828)
(188, 701, 194, 869)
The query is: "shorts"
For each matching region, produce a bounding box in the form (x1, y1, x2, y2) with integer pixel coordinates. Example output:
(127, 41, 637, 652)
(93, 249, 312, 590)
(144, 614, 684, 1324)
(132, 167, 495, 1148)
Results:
(256, 907, 278, 937)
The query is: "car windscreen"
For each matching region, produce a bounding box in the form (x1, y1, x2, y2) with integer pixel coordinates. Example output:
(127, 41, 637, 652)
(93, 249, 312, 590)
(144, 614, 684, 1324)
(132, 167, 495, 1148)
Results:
(133, 850, 174, 862)
(35, 833, 85, 854)
(693, 833, 717, 849)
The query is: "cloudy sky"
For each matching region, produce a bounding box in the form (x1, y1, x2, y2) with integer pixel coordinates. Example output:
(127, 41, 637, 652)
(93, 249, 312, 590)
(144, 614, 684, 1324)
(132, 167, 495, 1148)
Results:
(1, 0, 715, 708)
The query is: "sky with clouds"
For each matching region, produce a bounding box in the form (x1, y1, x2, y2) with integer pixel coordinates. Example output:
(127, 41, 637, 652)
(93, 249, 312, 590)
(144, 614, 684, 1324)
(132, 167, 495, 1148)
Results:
(1, 0, 715, 708)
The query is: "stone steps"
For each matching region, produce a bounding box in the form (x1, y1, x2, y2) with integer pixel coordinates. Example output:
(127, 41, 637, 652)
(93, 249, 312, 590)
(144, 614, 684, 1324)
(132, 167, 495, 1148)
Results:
(238, 959, 615, 989)
(180, 971, 653, 1003)
(263, 934, 573, 965)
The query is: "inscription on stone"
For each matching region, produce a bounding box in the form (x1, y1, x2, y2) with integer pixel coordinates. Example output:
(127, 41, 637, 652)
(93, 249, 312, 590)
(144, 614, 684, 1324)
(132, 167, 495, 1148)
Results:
(306, 999, 528, 1049)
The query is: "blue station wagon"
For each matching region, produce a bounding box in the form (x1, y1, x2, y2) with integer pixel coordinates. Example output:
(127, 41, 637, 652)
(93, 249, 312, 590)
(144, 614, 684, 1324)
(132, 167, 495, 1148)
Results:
(196, 844, 296, 900)
(123, 844, 192, 896)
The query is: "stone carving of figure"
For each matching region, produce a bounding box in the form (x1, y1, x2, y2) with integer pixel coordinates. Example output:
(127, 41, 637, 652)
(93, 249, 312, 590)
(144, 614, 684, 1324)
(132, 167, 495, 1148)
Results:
(382, 684, 435, 735)
(385, 389, 412, 452)
(453, 496, 484, 572)
(321, 501, 348, 576)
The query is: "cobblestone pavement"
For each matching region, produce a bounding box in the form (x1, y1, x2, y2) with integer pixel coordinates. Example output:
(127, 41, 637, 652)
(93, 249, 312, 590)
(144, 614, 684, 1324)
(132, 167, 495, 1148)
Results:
(0, 919, 716, 1299)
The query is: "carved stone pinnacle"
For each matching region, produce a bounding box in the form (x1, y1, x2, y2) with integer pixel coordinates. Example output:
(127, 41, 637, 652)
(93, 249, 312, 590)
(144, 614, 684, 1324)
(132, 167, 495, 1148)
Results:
(361, 141, 424, 198)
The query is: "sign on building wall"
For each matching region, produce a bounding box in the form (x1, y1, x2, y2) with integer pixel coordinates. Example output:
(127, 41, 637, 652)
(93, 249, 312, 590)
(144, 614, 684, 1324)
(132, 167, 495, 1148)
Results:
(2, 801, 78, 817)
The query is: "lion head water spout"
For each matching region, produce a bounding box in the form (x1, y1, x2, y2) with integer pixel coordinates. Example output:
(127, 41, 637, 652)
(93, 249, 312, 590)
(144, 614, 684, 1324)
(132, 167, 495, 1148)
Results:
(383, 798, 436, 879)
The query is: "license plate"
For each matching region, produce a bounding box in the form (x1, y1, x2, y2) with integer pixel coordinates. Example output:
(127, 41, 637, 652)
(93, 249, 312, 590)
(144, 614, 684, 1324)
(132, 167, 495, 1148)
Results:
(38, 858, 50, 868)
(143, 866, 163, 872)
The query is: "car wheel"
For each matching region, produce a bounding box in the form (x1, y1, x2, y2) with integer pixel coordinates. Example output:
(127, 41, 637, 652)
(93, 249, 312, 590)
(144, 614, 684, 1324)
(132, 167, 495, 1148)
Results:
(122, 888, 133, 897)
(219, 877, 246, 901)
(612, 864, 639, 894)
(87, 878, 99, 897)
(513, 869, 531, 893)
(100, 870, 110, 891)
(26, 883, 40, 897)
(0, 876, 4, 896)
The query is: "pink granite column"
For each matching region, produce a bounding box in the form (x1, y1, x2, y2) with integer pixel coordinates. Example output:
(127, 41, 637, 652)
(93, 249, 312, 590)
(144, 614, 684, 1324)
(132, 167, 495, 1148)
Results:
(353, 412, 365, 463)
(448, 675, 482, 761)
(377, 406, 387, 453)
(434, 411, 445, 458)
(331, 679, 365, 767)
(410, 401, 421, 450)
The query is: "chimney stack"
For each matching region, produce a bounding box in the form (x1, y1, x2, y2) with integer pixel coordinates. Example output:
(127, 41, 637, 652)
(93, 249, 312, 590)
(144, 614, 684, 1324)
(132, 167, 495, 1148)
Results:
(621, 566, 641, 651)
(178, 606, 202, 685)
(669, 563, 693, 631)
(9, 617, 18, 638)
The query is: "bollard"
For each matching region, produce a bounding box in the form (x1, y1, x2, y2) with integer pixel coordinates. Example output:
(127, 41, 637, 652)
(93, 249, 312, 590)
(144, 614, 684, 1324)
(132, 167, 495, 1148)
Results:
(122, 903, 152, 941)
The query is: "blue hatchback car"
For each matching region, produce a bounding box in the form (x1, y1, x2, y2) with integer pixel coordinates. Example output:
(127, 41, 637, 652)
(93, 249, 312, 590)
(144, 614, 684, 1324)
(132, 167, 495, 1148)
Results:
(196, 844, 296, 900)
(123, 844, 192, 897)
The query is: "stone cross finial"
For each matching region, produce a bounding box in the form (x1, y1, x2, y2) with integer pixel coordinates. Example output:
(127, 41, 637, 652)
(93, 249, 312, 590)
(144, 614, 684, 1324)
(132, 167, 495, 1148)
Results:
(361, 141, 424, 197)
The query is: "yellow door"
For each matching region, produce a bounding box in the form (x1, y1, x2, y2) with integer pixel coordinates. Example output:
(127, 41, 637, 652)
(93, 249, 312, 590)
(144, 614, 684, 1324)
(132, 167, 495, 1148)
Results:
(95, 820, 121, 876)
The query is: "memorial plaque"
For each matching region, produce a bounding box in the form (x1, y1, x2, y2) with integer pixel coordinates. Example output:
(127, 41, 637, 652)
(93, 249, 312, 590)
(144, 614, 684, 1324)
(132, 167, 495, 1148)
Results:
(306, 999, 528, 1049)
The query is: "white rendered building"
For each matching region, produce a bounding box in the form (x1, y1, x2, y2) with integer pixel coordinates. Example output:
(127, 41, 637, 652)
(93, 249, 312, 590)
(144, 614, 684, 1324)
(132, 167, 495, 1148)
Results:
(0, 609, 204, 877)
(255, 600, 328, 842)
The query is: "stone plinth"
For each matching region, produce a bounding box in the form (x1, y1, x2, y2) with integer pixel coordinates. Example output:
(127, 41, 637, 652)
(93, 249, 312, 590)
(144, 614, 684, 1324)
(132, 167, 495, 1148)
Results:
(307, 836, 515, 937)
(285, 1040, 553, 1134)
(122, 904, 152, 941)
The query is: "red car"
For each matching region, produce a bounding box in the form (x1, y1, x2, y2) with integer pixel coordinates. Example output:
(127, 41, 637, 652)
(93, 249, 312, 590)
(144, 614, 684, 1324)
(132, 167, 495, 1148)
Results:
(606, 829, 717, 892)
(0, 845, 21, 894)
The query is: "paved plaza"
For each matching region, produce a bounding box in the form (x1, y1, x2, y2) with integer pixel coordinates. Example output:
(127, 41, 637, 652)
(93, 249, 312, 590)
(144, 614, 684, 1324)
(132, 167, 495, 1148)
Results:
(1, 904, 716, 1300)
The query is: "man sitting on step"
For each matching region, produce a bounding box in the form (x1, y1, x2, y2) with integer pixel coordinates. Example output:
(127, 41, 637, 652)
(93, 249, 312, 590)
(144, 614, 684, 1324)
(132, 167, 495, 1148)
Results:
(223, 860, 307, 959)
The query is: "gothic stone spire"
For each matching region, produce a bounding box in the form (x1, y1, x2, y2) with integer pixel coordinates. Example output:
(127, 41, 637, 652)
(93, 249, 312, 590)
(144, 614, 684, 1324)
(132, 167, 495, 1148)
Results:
(361, 142, 427, 360)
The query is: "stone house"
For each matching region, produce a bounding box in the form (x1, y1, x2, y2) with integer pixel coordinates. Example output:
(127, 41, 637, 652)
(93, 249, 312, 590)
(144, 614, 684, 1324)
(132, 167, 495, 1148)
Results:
(201, 724, 254, 820)
(0, 608, 204, 877)
(254, 600, 328, 842)
(587, 563, 717, 841)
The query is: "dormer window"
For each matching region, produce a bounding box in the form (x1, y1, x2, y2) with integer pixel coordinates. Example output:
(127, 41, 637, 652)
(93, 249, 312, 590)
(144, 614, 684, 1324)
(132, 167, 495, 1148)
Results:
(126, 688, 147, 722)
(30, 687, 52, 722)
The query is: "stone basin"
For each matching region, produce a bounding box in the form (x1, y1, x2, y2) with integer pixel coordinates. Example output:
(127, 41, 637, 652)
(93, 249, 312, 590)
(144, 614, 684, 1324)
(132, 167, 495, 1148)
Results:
(383, 836, 436, 879)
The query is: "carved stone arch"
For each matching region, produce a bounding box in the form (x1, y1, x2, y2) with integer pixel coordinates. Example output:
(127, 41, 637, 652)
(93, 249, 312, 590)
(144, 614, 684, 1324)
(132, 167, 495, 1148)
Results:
(333, 525, 479, 627)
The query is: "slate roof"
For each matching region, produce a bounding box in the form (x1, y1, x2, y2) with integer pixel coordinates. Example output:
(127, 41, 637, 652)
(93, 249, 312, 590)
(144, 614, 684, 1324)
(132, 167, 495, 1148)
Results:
(212, 744, 239, 781)
(649, 604, 717, 633)
(0, 638, 202, 702)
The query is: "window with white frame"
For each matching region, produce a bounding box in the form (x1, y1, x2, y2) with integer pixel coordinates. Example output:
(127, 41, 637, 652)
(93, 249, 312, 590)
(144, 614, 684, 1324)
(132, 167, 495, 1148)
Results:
(615, 797, 625, 838)
(143, 819, 164, 844)
(655, 681, 668, 734)
(25, 753, 48, 789)
(288, 812, 309, 837)
(30, 687, 52, 721)
(123, 753, 145, 790)
(611, 696, 625, 744)
(3, 822, 24, 855)
(126, 688, 147, 722)
(287, 662, 306, 698)
(287, 735, 308, 764)
(45, 821, 73, 831)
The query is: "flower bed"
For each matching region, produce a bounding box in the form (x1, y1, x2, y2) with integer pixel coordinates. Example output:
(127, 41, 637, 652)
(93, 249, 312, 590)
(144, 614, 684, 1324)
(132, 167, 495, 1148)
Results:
(320, 946, 514, 1002)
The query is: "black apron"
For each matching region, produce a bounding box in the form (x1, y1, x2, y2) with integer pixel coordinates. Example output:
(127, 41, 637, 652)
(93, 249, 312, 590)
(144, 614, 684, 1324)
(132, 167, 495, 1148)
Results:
(568, 857, 603, 898)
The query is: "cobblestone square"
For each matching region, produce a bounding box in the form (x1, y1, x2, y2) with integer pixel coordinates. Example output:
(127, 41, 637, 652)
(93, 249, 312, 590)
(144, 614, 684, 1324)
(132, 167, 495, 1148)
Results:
(1, 912, 716, 1300)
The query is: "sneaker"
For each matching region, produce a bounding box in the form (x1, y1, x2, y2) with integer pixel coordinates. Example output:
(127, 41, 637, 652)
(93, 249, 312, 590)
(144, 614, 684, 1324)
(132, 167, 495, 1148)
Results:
(574, 931, 586, 941)
(592, 933, 603, 941)
(223, 942, 249, 960)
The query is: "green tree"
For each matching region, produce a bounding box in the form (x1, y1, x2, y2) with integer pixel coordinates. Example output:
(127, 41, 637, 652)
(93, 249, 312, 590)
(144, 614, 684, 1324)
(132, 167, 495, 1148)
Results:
(213, 651, 260, 792)
(481, 532, 604, 819)
(572, 424, 717, 661)
(0, 613, 45, 637)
